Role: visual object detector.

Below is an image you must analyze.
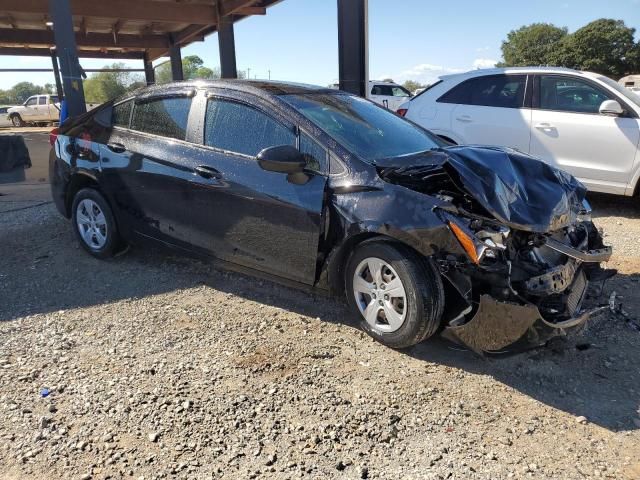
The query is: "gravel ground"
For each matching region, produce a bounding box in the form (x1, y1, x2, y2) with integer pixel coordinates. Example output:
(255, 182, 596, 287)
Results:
(0, 193, 639, 480)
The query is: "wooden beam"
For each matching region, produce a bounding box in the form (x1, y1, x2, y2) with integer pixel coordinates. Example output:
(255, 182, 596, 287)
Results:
(235, 6, 266, 15)
(220, 0, 257, 16)
(0, 46, 146, 59)
(0, 28, 169, 48)
(3, 0, 217, 24)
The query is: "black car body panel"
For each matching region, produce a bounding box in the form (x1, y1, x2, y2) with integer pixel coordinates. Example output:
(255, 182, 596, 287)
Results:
(50, 80, 614, 353)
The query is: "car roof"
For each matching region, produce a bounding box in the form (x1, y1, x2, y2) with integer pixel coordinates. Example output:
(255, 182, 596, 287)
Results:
(439, 67, 601, 82)
(368, 80, 401, 86)
(119, 79, 339, 104)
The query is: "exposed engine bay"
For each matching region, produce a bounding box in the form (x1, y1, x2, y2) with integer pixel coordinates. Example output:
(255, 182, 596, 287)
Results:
(377, 145, 615, 353)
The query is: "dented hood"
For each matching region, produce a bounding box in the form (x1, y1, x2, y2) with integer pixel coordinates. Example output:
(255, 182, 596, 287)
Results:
(376, 145, 587, 233)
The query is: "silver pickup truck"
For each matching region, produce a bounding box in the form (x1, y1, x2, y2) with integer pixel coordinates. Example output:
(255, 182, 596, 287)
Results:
(7, 94, 61, 126)
(6, 94, 98, 127)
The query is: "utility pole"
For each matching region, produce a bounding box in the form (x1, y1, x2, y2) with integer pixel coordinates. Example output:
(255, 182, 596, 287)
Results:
(247, 67, 251, 80)
(268, 69, 271, 80)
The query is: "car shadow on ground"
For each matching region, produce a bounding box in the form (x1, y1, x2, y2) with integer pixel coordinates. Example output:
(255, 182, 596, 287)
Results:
(1, 206, 638, 434)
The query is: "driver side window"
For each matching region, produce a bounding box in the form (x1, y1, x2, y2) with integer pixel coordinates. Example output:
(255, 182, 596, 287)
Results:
(25, 97, 37, 106)
(538, 76, 612, 114)
(205, 99, 295, 157)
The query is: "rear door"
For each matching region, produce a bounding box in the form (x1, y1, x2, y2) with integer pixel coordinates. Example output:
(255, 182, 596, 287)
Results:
(99, 91, 204, 248)
(369, 84, 394, 109)
(183, 92, 328, 285)
(440, 74, 532, 152)
(529, 74, 640, 194)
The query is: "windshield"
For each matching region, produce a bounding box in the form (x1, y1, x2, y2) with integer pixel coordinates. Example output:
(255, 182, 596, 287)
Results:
(598, 76, 640, 109)
(281, 93, 441, 162)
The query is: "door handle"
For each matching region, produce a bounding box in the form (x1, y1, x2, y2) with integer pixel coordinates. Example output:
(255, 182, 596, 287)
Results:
(106, 142, 126, 153)
(455, 115, 472, 123)
(194, 165, 222, 180)
(534, 123, 555, 130)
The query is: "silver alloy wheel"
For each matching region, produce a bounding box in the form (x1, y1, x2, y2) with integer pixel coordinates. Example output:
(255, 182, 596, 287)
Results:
(76, 199, 108, 250)
(11, 115, 21, 127)
(353, 257, 407, 333)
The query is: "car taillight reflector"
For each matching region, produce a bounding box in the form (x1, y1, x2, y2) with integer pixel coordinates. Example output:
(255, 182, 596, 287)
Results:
(49, 127, 59, 147)
(396, 108, 408, 117)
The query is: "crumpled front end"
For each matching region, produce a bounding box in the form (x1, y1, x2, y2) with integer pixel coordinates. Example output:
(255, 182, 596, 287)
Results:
(377, 145, 615, 353)
(436, 210, 614, 353)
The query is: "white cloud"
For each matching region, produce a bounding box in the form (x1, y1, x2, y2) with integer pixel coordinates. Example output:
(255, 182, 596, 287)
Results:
(381, 63, 465, 86)
(381, 58, 498, 86)
(472, 58, 498, 69)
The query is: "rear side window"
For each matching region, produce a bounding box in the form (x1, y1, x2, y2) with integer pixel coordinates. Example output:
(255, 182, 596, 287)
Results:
(131, 97, 192, 140)
(112, 100, 133, 128)
(204, 99, 295, 156)
(372, 85, 393, 96)
(38, 96, 47, 105)
(438, 74, 527, 108)
(538, 76, 612, 114)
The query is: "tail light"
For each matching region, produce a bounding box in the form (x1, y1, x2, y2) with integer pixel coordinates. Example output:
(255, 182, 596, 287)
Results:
(49, 127, 59, 147)
(396, 108, 408, 117)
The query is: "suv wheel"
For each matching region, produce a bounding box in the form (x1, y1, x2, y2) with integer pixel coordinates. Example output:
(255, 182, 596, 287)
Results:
(71, 188, 121, 259)
(346, 241, 444, 349)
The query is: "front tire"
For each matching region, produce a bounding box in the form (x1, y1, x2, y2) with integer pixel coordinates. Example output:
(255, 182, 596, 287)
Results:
(11, 114, 24, 127)
(346, 241, 444, 349)
(71, 188, 121, 259)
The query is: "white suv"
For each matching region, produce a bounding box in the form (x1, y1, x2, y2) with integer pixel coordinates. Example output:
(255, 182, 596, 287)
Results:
(398, 67, 640, 196)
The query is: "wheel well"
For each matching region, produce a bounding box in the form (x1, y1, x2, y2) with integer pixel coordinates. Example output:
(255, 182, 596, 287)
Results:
(65, 174, 100, 217)
(327, 233, 422, 295)
(437, 135, 457, 145)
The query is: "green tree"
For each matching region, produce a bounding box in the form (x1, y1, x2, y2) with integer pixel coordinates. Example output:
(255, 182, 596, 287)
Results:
(83, 63, 144, 103)
(498, 23, 568, 67)
(155, 55, 247, 84)
(551, 19, 639, 77)
(9, 82, 45, 103)
(403, 80, 424, 93)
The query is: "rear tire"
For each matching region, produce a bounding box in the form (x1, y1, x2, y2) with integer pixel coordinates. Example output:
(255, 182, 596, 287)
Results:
(345, 241, 444, 349)
(71, 188, 121, 259)
(10, 114, 24, 127)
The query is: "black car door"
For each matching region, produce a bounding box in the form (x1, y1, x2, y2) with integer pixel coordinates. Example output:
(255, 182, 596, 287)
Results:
(99, 91, 208, 249)
(184, 92, 328, 285)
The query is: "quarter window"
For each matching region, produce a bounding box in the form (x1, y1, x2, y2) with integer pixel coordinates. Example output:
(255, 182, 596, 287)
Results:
(438, 74, 527, 109)
(300, 133, 328, 174)
(112, 100, 133, 128)
(130, 96, 192, 140)
(538, 76, 612, 114)
(204, 99, 295, 156)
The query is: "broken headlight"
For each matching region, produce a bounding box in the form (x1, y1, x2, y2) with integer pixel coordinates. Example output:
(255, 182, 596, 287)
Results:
(445, 214, 510, 265)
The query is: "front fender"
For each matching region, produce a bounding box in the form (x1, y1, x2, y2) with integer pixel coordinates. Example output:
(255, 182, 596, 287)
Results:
(319, 184, 464, 294)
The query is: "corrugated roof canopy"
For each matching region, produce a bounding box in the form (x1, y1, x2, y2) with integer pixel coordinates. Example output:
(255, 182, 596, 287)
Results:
(0, 0, 282, 60)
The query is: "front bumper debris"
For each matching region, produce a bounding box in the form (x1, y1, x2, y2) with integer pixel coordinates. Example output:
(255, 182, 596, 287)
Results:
(544, 237, 612, 263)
(442, 294, 609, 355)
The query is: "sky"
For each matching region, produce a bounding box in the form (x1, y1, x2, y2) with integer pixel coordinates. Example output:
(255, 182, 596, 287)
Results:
(1, 0, 639, 90)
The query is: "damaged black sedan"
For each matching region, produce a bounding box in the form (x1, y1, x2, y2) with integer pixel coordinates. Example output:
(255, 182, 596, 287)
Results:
(50, 80, 614, 352)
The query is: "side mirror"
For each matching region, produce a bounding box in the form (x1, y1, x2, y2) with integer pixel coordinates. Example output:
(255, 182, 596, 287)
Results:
(257, 145, 306, 174)
(599, 99, 624, 117)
